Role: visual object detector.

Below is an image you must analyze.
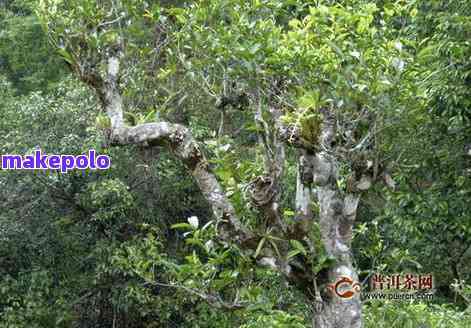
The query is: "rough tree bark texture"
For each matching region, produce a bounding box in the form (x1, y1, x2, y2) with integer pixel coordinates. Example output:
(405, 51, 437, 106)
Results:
(309, 109, 362, 328)
(97, 57, 255, 247)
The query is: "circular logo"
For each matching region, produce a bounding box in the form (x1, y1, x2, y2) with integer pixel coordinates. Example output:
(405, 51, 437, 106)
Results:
(326, 276, 361, 299)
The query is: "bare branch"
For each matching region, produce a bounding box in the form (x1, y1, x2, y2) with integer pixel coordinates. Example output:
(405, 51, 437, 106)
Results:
(150, 282, 248, 310)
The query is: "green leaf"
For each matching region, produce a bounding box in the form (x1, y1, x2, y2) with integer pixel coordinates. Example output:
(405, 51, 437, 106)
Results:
(254, 237, 266, 258)
(171, 223, 192, 230)
(287, 249, 301, 260)
(57, 48, 74, 65)
(290, 240, 307, 256)
(284, 209, 295, 217)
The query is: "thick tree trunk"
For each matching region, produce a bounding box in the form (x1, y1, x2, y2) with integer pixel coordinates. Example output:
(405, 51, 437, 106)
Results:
(313, 110, 362, 328)
(295, 152, 362, 328)
(312, 158, 362, 328)
(296, 109, 362, 328)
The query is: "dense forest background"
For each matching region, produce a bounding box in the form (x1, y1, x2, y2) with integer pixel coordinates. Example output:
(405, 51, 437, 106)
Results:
(0, 0, 470, 327)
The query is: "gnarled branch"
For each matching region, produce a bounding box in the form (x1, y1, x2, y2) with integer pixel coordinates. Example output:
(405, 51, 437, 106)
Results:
(87, 56, 256, 247)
